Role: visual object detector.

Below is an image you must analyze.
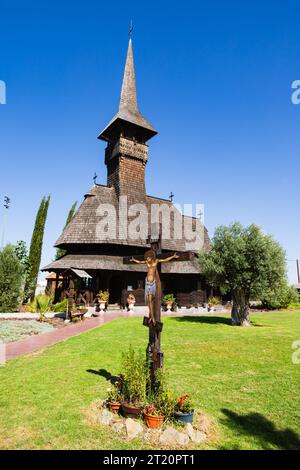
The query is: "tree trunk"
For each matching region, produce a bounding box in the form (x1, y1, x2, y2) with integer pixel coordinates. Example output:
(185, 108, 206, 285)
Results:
(239, 304, 251, 327)
(231, 300, 240, 325)
(231, 290, 251, 326)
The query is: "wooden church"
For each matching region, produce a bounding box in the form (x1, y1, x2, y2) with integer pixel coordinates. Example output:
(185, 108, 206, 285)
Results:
(42, 36, 211, 308)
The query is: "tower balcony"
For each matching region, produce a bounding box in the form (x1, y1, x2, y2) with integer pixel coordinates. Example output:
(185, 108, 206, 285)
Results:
(105, 137, 148, 164)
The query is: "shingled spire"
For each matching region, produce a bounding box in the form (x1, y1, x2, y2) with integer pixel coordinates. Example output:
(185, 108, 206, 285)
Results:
(119, 38, 138, 115)
(98, 38, 157, 142)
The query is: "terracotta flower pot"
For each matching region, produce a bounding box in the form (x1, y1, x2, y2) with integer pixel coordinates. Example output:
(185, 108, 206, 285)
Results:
(121, 402, 142, 418)
(108, 401, 121, 413)
(144, 412, 164, 429)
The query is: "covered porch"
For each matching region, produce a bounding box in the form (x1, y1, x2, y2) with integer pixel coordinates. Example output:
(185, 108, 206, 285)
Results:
(42, 253, 209, 309)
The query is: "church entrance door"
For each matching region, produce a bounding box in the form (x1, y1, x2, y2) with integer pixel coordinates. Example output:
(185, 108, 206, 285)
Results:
(109, 275, 123, 305)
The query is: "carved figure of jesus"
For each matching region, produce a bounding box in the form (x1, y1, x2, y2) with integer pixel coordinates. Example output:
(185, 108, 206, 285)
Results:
(130, 250, 179, 325)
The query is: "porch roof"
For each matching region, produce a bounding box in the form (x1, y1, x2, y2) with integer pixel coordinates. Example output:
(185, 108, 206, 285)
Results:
(70, 268, 92, 279)
(41, 254, 202, 275)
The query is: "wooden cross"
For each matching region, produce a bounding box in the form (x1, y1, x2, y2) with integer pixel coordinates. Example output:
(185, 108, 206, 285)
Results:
(123, 227, 195, 389)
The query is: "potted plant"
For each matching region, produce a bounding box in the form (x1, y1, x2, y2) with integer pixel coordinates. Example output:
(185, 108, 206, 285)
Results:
(121, 347, 148, 418)
(174, 394, 194, 424)
(98, 290, 109, 311)
(106, 375, 124, 413)
(77, 305, 88, 315)
(208, 296, 220, 311)
(143, 403, 164, 429)
(162, 294, 176, 313)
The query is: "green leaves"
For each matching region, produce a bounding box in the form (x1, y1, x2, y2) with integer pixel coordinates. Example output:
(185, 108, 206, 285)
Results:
(199, 222, 287, 316)
(121, 346, 148, 405)
(0, 245, 24, 312)
(24, 195, 51, 302)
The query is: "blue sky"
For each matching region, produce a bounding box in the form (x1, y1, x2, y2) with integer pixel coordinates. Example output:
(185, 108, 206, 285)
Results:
(0, 0, 299, 283)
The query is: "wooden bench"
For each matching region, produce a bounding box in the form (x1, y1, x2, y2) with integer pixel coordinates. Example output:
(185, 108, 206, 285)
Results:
(70, 308, 87, 321)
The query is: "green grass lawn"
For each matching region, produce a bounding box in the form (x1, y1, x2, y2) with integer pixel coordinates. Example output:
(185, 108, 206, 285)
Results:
(0, 312, 300, 450)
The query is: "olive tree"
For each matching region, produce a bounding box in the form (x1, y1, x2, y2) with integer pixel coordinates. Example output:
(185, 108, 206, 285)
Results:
(199, 223, 287, 326)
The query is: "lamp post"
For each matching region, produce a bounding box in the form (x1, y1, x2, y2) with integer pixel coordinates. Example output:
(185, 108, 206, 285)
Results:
(1, 196, 10, 248)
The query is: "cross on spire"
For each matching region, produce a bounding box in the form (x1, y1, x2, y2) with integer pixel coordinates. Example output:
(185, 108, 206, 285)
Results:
(197, 209, 203, 221)
(129, 20, 133, 39)
(169, 191, 174, 202)
(3, 196, 10, 209)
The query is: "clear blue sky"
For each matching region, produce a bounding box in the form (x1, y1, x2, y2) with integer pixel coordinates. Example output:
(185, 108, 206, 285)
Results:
(0, 0, 299, 283)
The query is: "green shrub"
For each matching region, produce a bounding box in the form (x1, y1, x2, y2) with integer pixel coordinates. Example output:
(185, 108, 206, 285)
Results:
(208, 296, 221, 306)
(288, 302, 300, 309)
(0, 245, 24, 312)
(27, 294, 53, 320)
(52, 299, 67, 313)
(260, 283, 299, 310)
(121, 346, 148, 405)
(150, 369, 176, 419)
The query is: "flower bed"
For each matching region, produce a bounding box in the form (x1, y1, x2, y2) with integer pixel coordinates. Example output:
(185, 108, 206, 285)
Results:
(0, 320, 54, 343)
(91, 401, 214, 448)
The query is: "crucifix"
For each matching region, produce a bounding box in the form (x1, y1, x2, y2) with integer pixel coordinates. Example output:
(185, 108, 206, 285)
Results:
(123, 226, 194, 388)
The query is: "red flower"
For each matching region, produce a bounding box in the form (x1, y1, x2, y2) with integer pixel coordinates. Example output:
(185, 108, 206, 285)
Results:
(178, 394, 190, 410)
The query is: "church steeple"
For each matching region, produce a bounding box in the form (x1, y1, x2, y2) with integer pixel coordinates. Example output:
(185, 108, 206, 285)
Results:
(98, 35, 156, 202)
(98, 37, 157, 143)
(119, 38, 138, 116)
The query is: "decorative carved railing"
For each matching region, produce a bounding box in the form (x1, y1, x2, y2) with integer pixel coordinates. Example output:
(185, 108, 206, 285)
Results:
(105, 137, 148, 163)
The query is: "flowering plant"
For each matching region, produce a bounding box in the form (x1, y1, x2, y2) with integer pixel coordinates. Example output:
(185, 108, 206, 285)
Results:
(114, 374, 125, 391)
(106, 385, 121, 402)
(175, 394, 194, 414)
(144, 403, 162, 417)
(106, 374, 125, 402)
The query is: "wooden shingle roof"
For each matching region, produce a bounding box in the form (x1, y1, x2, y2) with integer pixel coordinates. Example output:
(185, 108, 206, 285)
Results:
(54, 184, 210, 253)
(42, 253, 202, 274)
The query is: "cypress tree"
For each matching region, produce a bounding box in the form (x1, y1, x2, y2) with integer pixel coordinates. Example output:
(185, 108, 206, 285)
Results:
(24, 195, 51, 302)
(55, 201, 77, 260)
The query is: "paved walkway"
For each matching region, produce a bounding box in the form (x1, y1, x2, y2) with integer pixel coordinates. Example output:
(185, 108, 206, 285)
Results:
(3, 307, 227, 362)
(4, 312, 133, 361)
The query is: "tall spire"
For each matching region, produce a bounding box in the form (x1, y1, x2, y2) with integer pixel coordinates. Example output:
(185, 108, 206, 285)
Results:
(98, 35, 157, 142)
(119, 38, 138, 115)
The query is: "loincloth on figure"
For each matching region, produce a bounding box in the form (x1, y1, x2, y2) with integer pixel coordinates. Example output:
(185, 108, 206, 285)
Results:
(145, 278, 156, 302)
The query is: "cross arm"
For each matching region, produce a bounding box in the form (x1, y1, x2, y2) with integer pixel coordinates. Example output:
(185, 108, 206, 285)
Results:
(123, 255, 146, 264)
(123, 251, 195, 265)
(157, 251, 195, 262)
